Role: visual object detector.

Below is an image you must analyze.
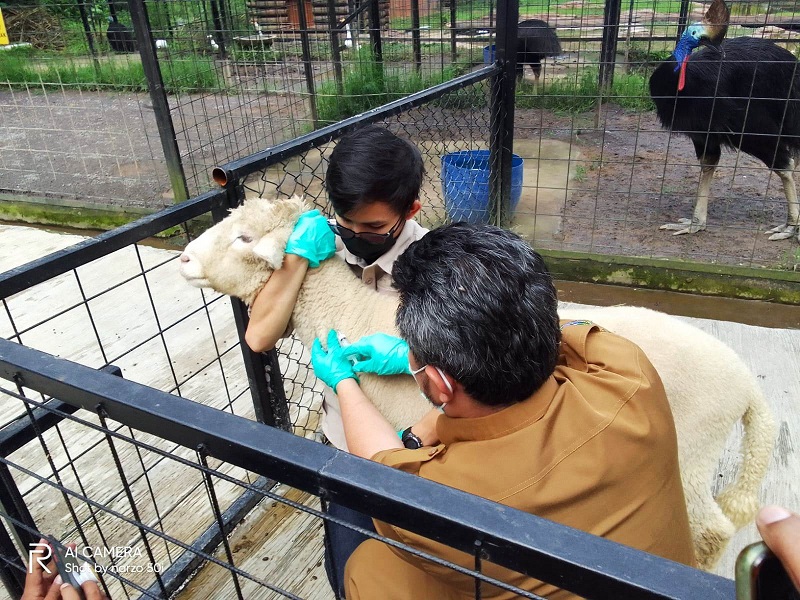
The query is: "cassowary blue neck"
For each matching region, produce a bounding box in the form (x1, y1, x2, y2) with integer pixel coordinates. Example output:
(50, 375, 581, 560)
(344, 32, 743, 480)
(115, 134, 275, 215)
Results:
(672, 35, 698, 72)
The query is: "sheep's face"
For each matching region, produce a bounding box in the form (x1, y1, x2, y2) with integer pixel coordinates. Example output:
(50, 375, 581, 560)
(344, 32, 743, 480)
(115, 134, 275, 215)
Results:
(179, 196, 306, 304)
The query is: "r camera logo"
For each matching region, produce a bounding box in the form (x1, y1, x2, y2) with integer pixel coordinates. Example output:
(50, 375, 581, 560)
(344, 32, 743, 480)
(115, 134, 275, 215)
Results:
(28, 542, 53, 574)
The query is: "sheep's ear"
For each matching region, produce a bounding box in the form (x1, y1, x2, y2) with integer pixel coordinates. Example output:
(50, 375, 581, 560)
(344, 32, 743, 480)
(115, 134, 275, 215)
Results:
(252, 226, 290, 269)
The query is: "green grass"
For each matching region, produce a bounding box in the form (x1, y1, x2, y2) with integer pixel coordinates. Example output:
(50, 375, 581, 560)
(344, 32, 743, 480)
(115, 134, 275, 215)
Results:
(518, 0, 694, 17)
(516, 68, 653, 113)
(0, 48, 223, 93)
(316, 53, 464, 123)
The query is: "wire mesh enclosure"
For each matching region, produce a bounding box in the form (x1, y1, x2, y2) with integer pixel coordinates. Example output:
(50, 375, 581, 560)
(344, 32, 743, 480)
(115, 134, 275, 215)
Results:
(0, 195, 334, 598)
(0, 314, 733, 599)
(2, 0, 800, 589)
(3, 0, 800, 274)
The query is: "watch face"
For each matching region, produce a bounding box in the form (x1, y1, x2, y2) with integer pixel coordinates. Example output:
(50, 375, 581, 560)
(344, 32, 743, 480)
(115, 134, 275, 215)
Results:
(402, 429, 422, 449)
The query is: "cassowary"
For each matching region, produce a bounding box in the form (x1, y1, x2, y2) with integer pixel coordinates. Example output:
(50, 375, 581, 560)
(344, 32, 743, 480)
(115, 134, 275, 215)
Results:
(649, 0, 800, 241)
(106, 16, 137, 53)
(516, 19, 562, 83)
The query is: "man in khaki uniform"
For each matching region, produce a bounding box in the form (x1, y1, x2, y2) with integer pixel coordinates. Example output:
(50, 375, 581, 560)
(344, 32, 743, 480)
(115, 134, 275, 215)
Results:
(311, 223, 696, 599)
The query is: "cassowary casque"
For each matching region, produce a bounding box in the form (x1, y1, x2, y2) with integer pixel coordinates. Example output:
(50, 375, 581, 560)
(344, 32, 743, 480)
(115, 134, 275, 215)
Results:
(649, 0, 800, 241)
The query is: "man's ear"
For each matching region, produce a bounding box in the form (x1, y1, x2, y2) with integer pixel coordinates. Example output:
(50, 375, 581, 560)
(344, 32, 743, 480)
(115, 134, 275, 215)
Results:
(427, 366, 455, 404)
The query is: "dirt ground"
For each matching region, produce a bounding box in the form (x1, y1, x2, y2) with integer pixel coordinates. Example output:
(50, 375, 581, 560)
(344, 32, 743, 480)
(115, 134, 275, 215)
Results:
(512, 104, 800, 270)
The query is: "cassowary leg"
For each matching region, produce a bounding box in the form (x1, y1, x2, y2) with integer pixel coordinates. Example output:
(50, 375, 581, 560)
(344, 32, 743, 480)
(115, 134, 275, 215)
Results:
(765, 158, 800, 241)
(660, 155, 718, 235)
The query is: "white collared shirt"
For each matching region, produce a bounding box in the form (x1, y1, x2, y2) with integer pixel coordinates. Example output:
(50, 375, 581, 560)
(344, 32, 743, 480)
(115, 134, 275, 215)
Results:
(334, 219, 428, 296)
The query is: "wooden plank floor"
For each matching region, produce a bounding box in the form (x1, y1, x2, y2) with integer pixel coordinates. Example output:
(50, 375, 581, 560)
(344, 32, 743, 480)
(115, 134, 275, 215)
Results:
(1, 223, 798, 598)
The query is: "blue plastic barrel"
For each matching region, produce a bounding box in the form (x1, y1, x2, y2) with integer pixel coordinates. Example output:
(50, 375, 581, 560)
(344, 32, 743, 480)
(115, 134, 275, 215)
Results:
(441, 150, 524, 224)
(483, 44, 496, 64)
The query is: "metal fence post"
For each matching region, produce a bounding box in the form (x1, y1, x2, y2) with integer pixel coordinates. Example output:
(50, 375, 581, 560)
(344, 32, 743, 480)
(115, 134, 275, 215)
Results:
(677, 0, 691, 40)
(0, 519, 25, 598)
(0, 460, 37, 597)
(297, 0, 320, 128)
(411, 0, 421, 73)
(599, 0, 622, 94)
(327, 0, 345, 93)
(368, 0, 383, 68)
(214, 183, 291, 431)
(449, 0, 457, 64)
(75, 0, 100, 73)
(488, 0, 518, 228)
(128, 0, 191, 203)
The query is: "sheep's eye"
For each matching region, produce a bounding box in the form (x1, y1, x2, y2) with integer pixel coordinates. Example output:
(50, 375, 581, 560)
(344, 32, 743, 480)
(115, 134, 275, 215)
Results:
(237, 233, 253, 244)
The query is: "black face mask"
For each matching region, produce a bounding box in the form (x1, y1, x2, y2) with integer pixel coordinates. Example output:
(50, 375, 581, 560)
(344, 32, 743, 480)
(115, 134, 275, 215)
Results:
(341, 234, 399, 264)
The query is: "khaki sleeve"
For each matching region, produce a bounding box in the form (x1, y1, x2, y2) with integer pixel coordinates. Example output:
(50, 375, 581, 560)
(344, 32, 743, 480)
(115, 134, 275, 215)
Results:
(371, 444, 446, 474)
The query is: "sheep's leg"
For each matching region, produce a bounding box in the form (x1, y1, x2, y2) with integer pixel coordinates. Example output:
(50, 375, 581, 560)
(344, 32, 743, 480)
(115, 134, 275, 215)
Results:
(765, 158, 800, 240)
(661, 153, 718, 235)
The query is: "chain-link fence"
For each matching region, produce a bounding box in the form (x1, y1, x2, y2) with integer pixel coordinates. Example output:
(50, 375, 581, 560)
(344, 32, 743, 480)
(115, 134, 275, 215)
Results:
(4, 0, 800, 276)
(0, 334, 735, 600)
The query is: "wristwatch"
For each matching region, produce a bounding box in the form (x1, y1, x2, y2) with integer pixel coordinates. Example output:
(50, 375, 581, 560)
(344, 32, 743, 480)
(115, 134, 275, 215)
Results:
(401, 427, 423, 450)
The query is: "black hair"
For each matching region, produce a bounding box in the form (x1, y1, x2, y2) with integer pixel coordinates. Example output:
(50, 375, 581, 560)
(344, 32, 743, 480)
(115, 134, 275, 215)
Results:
(393, 223, 561, 407)
(326, 125, 424, 216)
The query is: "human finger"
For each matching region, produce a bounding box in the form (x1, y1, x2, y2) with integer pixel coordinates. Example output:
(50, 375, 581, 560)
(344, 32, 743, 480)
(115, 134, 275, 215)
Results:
(82, 580, 108, 600)
(23, 537, 52, 595)
(349, 359, 376, 373)
(43, 579, 63, 600)
(57, 582, 85, 600)
(756, 505, 800, 590)
(326, 329, 341, 353)
(340, 345, 370, 360)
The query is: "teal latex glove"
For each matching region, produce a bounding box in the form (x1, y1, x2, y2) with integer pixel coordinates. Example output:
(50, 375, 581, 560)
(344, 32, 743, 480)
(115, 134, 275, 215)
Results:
(311, 329, 359, 392)
(285, 210, 336, 268)
(341, 333, 411, 376)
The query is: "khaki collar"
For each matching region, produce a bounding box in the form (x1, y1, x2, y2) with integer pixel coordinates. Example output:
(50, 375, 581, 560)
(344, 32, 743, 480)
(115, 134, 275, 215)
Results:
(436, 376, 559, 444)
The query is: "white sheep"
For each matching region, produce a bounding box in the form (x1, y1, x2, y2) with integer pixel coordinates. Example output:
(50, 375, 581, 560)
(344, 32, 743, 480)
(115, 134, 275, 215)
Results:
(179, 195, 776, 571)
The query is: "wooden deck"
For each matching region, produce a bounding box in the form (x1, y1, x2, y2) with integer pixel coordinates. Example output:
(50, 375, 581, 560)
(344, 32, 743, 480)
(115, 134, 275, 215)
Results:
(1, 223, 799, 598)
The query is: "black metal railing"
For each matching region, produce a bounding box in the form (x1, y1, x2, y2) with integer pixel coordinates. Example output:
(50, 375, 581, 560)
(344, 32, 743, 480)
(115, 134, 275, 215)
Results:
(0, 339, 736, 599)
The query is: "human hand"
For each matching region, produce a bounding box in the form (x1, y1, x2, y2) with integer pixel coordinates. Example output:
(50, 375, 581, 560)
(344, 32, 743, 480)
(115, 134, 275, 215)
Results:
(54, 581, 106, 600)
(341, 333, 411, 376)
(756, 505, 800, 591)
(22, 539, 107, 600)
(21, 537, 58, 600)
(285, 210, 336, 268)
(311, 330, 359, 392)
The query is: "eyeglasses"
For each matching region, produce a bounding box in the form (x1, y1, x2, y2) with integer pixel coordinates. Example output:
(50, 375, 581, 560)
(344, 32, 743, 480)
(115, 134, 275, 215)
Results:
(328, 216, 404, 245)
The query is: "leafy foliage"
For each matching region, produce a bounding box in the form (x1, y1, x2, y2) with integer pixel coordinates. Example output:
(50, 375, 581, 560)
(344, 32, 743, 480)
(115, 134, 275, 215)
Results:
(316, 50, 463, 123)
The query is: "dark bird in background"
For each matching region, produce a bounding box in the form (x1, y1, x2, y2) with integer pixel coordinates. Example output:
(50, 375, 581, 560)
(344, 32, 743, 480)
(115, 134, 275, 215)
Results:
(107, 16, 137, 53)
(516, 19, 562, 84)
(649, 0, 800, 241)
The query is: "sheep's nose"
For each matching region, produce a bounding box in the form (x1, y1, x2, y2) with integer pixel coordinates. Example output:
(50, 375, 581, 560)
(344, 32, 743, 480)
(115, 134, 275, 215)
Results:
(180, 253, 189, 263)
